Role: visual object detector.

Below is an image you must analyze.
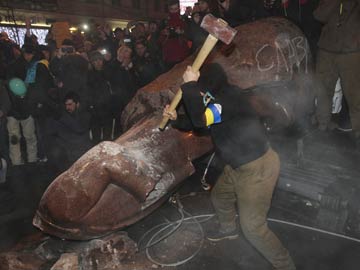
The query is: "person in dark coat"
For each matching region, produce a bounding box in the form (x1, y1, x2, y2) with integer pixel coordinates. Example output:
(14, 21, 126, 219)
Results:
(0, 82, 11, 163)
(87, 51, 114, 144)
(0, 32, 17, 80)
(264, 0, 321, 57)
(159, 0, 190, 70)
(132, 38, 164, 87)
(185, 9, 208, 53)
(104, 45, 139, 137)
(6, 78, 38, 165)
(26, 45, 58, 162)
(313, 0, 360, 148)
(45, 91, 92, 173)
(218, 0, 269, 26)
(50, 39, 89, 106)
(6, 44, 37, 81)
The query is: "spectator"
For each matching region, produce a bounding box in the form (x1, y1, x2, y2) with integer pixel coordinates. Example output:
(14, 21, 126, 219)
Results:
(50, 39, 73, 80)
(24, 18, 39, 47)
(45, 91, 92, 173)
(198, 0, 211, 13)
(39, 45, 52, 62)
(27, 44, 57, 163)
(133, 39, 164, 87)
(45, 25, 57, 53)
(7, 44, 37, 81)
(82, 40, 93, 59)
(96, 24, 116, 57)
(218, 0, 269, 26)
(182, 6, 193, 24)
(146, 20, 162, 59)
(6, 78, 38, 165)
(131, 22, 147, 41)
(98, 46, 113, 64)
(72, 30, 85, 52)
(113, 27, 125, 49)
(198, 0, 221, 16)
(264, 0, 321, 57)
(186, 8, 208, 53)
(50, 39, 89, 106)
(0, 32, 17, 80)
(159, 0, 190, 70)
(87, 51, 114, 143)
(313, 0, 360, 148)
(0, 81, 11, 163)
(105, 45, 139, 136)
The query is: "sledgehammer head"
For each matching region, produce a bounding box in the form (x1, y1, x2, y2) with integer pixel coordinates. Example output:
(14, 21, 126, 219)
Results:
(200, 14, 238, 45)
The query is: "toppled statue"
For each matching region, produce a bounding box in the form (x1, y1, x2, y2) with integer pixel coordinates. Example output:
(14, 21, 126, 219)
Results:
(33, 17, 314, 240)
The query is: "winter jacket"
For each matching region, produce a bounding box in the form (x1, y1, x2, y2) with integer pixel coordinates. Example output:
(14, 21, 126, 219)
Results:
(87, 69, 113, 120)
(47, 108, 92, 163)
(314, 0, 360, 53)
(7, 91, 32, 120)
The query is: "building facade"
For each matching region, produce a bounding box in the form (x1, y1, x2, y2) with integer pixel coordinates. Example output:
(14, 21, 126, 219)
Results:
(0, 0, 168, 30)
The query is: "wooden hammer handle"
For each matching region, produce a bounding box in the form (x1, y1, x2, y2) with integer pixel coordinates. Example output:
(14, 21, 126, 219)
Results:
(159, 35, 218, 130)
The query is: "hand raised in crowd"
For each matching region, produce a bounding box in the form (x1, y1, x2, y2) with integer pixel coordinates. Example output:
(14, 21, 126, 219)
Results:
(25, 17, 31, 29)
(182, 66, 200, 83)
(163, 104, 177, 121)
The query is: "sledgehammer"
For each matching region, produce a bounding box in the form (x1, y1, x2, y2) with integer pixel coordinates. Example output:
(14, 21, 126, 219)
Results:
(159, 14, 237, 130)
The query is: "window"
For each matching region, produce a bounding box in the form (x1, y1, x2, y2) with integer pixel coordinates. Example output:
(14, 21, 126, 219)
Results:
(0, 26, 48, 46)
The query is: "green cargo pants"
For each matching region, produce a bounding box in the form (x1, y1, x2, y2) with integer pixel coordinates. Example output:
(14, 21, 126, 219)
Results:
(315, 49, 360, 135)
(211, 148, 296, 270)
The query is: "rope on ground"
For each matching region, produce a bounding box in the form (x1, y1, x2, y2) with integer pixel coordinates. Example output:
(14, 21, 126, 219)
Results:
(138, 191, 360, 267)
(137, 194, 213, 267)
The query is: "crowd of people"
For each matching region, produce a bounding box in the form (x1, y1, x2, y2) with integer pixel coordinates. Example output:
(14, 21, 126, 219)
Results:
(0, 0, 359, 269)
(0, 0, 357, 187)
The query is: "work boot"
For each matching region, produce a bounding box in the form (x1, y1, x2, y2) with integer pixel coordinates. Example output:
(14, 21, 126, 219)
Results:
(207, 229, 239, 242)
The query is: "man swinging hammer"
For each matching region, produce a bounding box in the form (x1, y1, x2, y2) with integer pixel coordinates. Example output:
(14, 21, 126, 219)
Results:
(163, 63, 296, 270)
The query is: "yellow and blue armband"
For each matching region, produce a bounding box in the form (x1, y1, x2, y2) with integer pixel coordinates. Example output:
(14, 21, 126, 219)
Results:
(205, 103, 222, 126)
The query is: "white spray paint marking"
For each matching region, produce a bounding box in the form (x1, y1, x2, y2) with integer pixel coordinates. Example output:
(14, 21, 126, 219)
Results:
(255, 34, 309, 75)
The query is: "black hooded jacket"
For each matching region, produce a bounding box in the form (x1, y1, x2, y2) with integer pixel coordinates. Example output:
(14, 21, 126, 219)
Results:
(180, 81, 269, 168)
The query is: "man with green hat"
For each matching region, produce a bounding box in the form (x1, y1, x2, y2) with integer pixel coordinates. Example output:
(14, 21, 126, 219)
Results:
(6, 77, 38, 165)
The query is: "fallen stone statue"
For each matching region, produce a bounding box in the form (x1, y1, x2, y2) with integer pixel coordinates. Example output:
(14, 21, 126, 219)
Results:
(33, 17, 314, 240)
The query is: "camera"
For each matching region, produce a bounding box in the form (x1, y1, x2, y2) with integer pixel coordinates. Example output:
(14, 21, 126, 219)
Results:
(123, 38, 132, 44)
